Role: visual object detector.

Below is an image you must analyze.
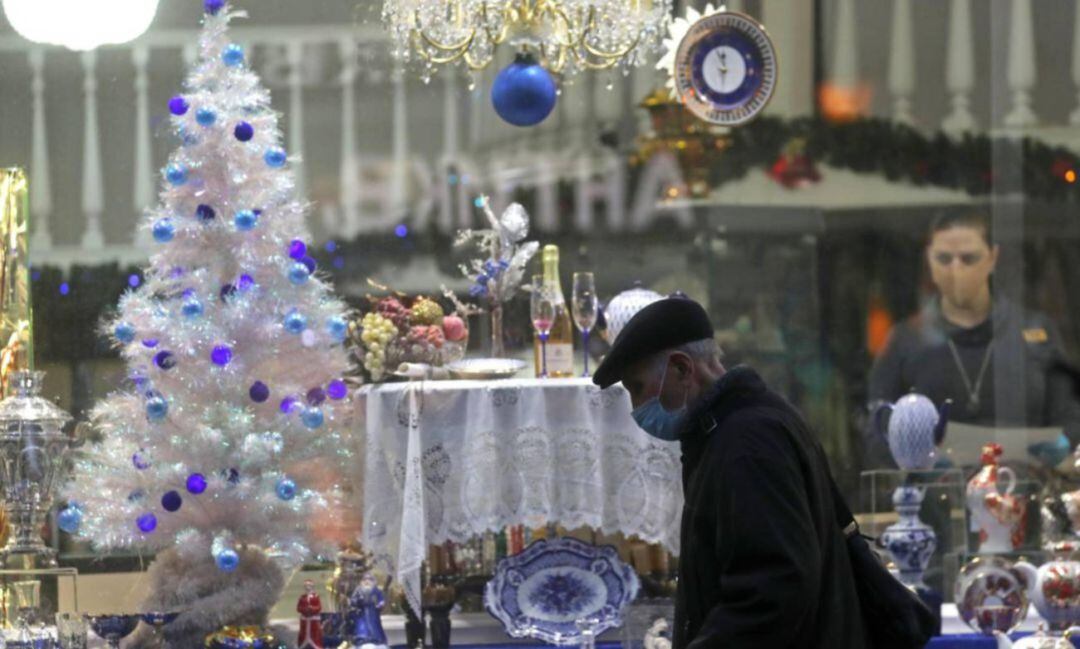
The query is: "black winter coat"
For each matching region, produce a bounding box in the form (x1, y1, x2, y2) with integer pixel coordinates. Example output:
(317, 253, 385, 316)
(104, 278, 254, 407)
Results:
(672, 366, 866, 649)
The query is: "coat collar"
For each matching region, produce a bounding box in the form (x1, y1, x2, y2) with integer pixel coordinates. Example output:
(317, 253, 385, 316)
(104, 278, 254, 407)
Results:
(680, 365, 769, 443)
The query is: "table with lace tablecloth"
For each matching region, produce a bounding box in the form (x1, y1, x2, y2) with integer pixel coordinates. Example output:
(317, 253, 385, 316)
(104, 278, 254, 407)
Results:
(358, 378, 683, 615)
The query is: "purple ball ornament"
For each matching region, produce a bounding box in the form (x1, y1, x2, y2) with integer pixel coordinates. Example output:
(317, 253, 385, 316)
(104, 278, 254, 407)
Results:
(168, 96, 189, 116)
(306, 387, 326, 406)
(327, 379, 348, 400)
(132, 449, 152, 470)
(142, 338, 159, 348)
(137, 513, 158, 534)
(233, 121, 254, 142)
(237, 273, 256, 292)
(128, 489, 146, 502)
(186, 473, 208, 494)
(161, 490, 182, 512)
(196, 204, 216, 221)
(300, 256, 317, 273)
(249, 381, 269, 403)
(288, 240, 306, 260)
(153, 351, 176, 370)
(204, 0, 225, 14)
(210, 345, 233, 366)
(225, 468, 240, 484)
(280, 396, 300, 414)
(219, 283, 237, 302)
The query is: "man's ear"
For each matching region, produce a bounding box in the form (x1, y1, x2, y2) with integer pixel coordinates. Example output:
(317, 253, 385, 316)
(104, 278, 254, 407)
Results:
(669, 351, 693, 377)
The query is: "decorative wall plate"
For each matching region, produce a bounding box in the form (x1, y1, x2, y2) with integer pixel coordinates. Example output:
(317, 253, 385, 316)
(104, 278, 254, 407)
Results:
(446, 358, 527, 380)
(484, 537, 640, 645)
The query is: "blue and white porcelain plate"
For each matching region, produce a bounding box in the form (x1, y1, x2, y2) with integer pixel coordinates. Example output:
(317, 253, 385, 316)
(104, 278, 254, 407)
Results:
(484, 537, 640, 645)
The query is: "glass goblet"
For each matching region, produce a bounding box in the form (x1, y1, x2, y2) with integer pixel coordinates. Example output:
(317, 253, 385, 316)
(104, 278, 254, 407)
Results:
(86, 614, 140, 649)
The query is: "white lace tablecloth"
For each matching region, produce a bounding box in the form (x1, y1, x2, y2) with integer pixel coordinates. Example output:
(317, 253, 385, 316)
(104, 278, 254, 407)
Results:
(358, 378, 683, 614)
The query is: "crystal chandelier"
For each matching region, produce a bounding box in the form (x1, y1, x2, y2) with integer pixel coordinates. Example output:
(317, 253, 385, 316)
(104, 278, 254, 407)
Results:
(382, 0, 672, 77)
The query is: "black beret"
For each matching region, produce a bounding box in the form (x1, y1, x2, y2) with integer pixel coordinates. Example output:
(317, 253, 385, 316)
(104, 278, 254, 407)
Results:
(593, 297, 714, 389)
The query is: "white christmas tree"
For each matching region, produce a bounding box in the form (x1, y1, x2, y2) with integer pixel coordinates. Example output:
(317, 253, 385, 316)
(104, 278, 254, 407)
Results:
(62, 1, 355, 640)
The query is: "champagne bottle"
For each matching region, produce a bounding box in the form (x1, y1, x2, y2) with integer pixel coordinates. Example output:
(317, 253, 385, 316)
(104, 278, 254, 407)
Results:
(535, 244, 575, 377)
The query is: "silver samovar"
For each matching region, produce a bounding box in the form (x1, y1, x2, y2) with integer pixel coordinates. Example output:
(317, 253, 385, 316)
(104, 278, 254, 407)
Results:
(0, 371, 73, 567)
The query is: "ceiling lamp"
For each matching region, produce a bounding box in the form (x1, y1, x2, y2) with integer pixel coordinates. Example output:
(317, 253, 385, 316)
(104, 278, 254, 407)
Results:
(2, 0, 160, 51)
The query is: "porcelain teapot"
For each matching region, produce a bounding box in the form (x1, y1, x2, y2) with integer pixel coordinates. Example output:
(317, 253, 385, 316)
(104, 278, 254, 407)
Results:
(955, 555, 1032, 634)
(873, 392, 950, 470)
(994, 625, 1080, 649)
(603, 283, 663, 342)
(1015, 543, 1080, 633)
(967, 444, 1028, 554)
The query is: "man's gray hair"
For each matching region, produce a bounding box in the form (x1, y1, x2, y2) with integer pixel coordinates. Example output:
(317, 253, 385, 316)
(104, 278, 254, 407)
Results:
(652, 337, 721, 369)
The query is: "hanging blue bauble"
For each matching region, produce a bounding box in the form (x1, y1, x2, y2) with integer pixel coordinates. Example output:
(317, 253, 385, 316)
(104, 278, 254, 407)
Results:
(234, 121, 254, 142)
(234, 209, 257, 231)
(161, 490, 183, 512)
(114, 322, 136, 343)
(195, 107, 217, 127)
(182, 299, 203, 318)
(222, 44, 245, 67)
(306, 387, 326, 406)
(211, 345, 233, 366)
(327, 379, 348, 400)
(152, 218, 175, 243)
(249, 380, 270, 403)
(168, 96, 189, 116)
(196, 203, 216, 221)
(146, 396, 168, 421)
(264, 147, 287, 168)
(300, 407, 324, 429)
(132, 448, 152, 469)
(300, 256, 317, 273)
(491, 54, 558, 127)
(58, 506, 83, 534)
(153, 351, 176, 370)
(215, 548, 240, 572)
(204, 0, 225, 14)
(186, 473, 208, 494)
(288, 239, 306, 260)
(164, 164, 188, 186)
(136, 513, 158, 534)
(283, 310, 307, 334)
(288, 262, 310, 285)
(326, 316, 348, 342)
(275, 478, 297, 501)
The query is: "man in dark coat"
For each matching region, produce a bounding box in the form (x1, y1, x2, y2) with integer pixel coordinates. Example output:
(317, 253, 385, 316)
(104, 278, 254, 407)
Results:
(594, 297, 866, 649)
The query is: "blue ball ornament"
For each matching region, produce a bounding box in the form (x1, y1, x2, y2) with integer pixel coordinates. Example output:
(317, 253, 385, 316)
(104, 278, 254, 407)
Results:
(195, 107, 217, 127)
(186, 473, 208, 494)
(204, 0, 225, 14)
(288, 262, 310, 285)
(233, 121, 254, 142)
(211, 344, 233, 366)
(161, 490, 182, 512)
(132, 449, 152, 470)
(264, 147, 287, 168)
(196, 203, 216, 221)
(153, 351, 176, 370)
(276, 478, 297, 501)
(114, 322, 136, 343)
(136, 513, 157, 534)
(301, 407, 324, 429)
(152, 218, 175, 243)
(215, 548, 240, 572)
(249, 381, 270, 403)
(58, 506, 82, 534)
(146, 395, 169, 421)
(222, 44, 245, 67)
(326, 316, 348, 342)
(491, 54, 558, 127)
(182, 299, 203, 318)
(283, 310, 307, 334)
(234, 209, 257, 231)
(164, 164, 188, 186)
(168, 96, 189, 116)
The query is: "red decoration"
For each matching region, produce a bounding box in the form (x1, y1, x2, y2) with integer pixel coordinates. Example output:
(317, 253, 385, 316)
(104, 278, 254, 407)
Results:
(768, 138, 822, 189)
(297, 580, 324, 649)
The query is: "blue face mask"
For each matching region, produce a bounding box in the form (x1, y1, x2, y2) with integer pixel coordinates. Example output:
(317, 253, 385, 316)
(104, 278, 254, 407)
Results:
(632, 362, 688, 441)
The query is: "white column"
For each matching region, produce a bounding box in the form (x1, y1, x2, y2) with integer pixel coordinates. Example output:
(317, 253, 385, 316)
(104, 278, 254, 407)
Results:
(132, 45, 154, 248)
(338, 37, 359, 238)
(830, 0, 859, 90)
(287, 41, 307, 195)
(80, 50, 105, 249)
(1003, 0, 1037, 127)
(942, 0, 977, 133)
(391, 62, 409, 217)
(726, 0, 745, 14)
(1071, 1, 1080, 125)
(761, 0, 815, 117)
(27, 49, 53, 252)
(443, 68, 459, 157)
(888, 0, 916, 125)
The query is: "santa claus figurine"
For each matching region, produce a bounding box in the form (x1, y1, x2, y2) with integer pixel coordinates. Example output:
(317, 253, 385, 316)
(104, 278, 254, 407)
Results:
(297, 579, 324, 649)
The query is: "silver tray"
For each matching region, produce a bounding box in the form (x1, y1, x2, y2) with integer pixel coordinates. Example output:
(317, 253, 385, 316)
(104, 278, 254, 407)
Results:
(446, 358, 528, 380)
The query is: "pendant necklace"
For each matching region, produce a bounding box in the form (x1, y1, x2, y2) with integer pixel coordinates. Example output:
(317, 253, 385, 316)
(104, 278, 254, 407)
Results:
(946, 338, 993, 415)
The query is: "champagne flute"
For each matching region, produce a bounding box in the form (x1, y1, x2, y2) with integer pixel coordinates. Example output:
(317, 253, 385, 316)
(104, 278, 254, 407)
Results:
(531, 275, 555, 378)
(572, 272, 598, 377)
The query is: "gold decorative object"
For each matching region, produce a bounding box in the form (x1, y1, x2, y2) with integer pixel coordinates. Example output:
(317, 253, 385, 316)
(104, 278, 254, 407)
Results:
(0, 168, 32, 399)
(381, 0, 671, 76)
(204, 625, 283, 649)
